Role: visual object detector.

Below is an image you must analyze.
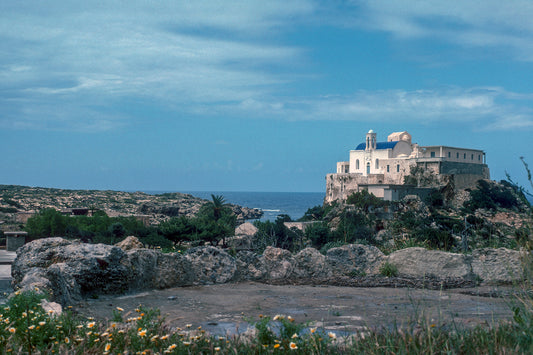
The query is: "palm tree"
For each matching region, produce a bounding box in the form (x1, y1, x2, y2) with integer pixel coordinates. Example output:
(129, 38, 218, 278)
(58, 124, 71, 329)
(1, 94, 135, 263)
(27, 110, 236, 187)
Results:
(210, 194, 226, 222)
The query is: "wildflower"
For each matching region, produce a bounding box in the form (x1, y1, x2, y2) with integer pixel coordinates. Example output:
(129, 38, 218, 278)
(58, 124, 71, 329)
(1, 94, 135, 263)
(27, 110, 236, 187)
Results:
(430, 324, 436, 328)
(65, 337, 70, 344)
(8, 327, 16, 334)
(101, 332, 109, 337)
(39, 321, 46, 326)
(273, 314, 283, 321)
(215, 347, 221, 351)
(273, 343, 281, 349)
(105, 343, 111, 352)
(116, 307, 124, 312)
(28, 325, 35, 330)
(87, 322, 96, 328)
(140, 313, 145, 317)
(151, 335, 159, 342)
(138, 329, 147, 337)
(161, 334, 169, 340)
(310, 327, 317, 334)
(169, 344, 177, 350)
(22, 312, 27, 317)
(288, 315, 294, 322)
(197, 326, 202, 330)
(289, 342, 298, 350)
(328, 332, 337, 340)
(186, 324, 192, 328)
(111, 323, 116, 328)
(76, 325, 83, 329)
(94, 338, 100, 342)
(183, 341, 191, 346)
(291, 333, 298, 339)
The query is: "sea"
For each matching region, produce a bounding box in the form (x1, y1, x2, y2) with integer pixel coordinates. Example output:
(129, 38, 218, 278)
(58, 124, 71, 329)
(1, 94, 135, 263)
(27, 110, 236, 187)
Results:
(145, 191, 325, 222)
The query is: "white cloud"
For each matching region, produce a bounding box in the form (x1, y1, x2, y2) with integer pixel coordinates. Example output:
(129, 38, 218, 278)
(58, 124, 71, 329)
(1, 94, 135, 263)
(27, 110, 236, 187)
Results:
(230, 87, 533, 131)
(0, 1, 312, 131)
(349, 0, 533, 60)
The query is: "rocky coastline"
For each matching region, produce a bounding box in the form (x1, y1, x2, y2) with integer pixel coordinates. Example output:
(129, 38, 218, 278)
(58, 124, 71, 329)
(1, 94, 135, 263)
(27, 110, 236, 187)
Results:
(0, 185, 263, 227)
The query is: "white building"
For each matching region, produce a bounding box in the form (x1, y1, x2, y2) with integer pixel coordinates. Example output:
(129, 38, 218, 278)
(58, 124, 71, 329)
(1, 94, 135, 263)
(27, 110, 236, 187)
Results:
(326, 130, 489, 203)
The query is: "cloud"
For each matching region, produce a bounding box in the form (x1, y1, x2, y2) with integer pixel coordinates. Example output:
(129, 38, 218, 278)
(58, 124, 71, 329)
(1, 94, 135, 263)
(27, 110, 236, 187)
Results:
(230, 86, 533, 130)
(0, 1, 312, 131)
(345, 0, 533, 61)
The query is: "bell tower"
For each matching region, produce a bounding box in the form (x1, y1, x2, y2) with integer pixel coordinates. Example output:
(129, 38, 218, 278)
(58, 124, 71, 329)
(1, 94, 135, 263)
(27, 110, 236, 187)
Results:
(365, 130, 377, 151)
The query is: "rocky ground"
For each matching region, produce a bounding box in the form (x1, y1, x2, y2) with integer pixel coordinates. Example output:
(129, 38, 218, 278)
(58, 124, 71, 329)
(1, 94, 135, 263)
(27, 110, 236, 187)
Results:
(75, 282, 517, 336)
(0, 185, 262, 228)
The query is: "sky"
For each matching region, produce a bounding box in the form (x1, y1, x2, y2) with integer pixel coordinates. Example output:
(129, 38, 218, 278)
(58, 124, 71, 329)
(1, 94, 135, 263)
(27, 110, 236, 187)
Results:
(1, 1, 533, 193)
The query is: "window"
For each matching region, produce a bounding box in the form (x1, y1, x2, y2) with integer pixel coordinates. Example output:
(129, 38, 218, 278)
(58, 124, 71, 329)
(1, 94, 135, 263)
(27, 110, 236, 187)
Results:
(464, 153, 466, 159)
(448, 152, 451, 158)
(430, 151, 436, 158)
(471, 154, 474, 160)
(356, 159, 359, 170)
(478, 155, 481, 161)
(375, 159, 379, 169)
(387, 165, 390, 173)
(456, 152, 459, 158)
(396, 164, 400, 172)
(366, 163, 370, 175)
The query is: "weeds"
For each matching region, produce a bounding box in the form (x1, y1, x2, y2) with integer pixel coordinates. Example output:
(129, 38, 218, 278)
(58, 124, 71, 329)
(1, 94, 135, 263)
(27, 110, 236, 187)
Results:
(2, 288, 533, 354)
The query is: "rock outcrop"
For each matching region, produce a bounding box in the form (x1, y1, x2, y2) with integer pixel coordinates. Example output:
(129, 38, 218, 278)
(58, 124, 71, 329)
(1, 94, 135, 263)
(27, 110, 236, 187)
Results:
(326, 244, 385, 276)
(11, 237, 529, 306)
(387, 247, 472, 279)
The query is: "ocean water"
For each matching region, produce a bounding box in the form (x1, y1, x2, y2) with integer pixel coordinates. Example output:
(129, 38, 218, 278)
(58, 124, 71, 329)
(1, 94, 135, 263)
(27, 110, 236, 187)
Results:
(147, 191, 325, 221)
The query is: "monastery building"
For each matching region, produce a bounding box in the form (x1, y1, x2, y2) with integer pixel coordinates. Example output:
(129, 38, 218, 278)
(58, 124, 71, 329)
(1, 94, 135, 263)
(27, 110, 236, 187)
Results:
(326, 130, 490, 203)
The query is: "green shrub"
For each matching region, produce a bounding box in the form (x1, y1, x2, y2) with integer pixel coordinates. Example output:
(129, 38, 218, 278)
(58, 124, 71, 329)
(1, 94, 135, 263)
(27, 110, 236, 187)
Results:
(379, 261, 399, 277)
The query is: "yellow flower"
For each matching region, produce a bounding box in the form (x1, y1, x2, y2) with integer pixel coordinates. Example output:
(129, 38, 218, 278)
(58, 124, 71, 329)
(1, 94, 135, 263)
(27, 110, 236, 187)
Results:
(39, 321, 46, 326)
(289, 342, 298, 350)
(291, 333, 298, 339)
(8, 327, 16, 334)
(288, 315, 294, 322)
(87, 322, 96, 328)
(161, 334, 169, 340)
(169, 344, 177, 350)
(186, 324, 192, 328)
(105, 343, 111, 352)
(273, 344, 280, 349)
(183, 341, 191, 346)
(273, 314, 282, 321)
(138, 329, 147, 337)
(94, 338, 100, 342)
(310, 327, 317, 334)
(28, 325, 35, 330)
(116, 307, 124, 312)
(215, 347, 221, 351)
(328, 332, 337, 340)
(151, 335, 159, 342)
(64, 337, 70, 344)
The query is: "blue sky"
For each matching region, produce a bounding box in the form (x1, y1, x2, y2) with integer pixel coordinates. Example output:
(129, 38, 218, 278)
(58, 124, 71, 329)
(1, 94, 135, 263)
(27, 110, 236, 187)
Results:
(1, 1, 533, 193)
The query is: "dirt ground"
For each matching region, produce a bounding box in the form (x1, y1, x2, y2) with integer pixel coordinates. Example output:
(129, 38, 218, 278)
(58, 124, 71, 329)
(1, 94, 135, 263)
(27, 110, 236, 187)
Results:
(74, 282, 518, 336)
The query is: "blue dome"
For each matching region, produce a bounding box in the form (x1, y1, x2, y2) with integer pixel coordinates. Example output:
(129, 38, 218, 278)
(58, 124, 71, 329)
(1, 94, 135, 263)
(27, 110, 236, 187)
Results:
(355, 141, 398, 150)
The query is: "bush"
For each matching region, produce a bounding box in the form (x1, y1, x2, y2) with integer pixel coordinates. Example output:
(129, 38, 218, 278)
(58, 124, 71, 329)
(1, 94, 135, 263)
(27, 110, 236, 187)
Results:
(379, 262, 399, 277)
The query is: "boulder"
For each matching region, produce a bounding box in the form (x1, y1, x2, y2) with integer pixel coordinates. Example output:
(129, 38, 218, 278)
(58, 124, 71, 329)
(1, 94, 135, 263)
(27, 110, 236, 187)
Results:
(292, 247, 332, 279)
(471, 248, 525, 284)
(387, 247, 471, 279)
(115, 236, 144, 251)
(235, 251, 266, 281)
(185, 246, 237, 284)
(326, 244, 385, 276)
(235, 222, 258, 236)
(259, 246, 295, 279)
(12, 238, 132, 304)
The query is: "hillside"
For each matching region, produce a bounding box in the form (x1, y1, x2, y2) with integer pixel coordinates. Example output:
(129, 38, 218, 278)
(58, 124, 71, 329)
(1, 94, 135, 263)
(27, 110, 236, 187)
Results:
(0, 185, 262, 230)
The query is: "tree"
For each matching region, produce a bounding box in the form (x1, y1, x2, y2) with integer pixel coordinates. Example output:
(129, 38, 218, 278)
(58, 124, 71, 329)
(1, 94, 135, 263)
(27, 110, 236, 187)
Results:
(25, 208, 67, 238)
(196, 195, 236, 246)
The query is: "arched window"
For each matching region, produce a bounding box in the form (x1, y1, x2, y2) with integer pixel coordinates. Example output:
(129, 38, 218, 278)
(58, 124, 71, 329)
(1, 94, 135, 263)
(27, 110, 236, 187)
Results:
(356, 159, 360, 170)
(366, 163, 370, 175)
(375, 159, 379, 170)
